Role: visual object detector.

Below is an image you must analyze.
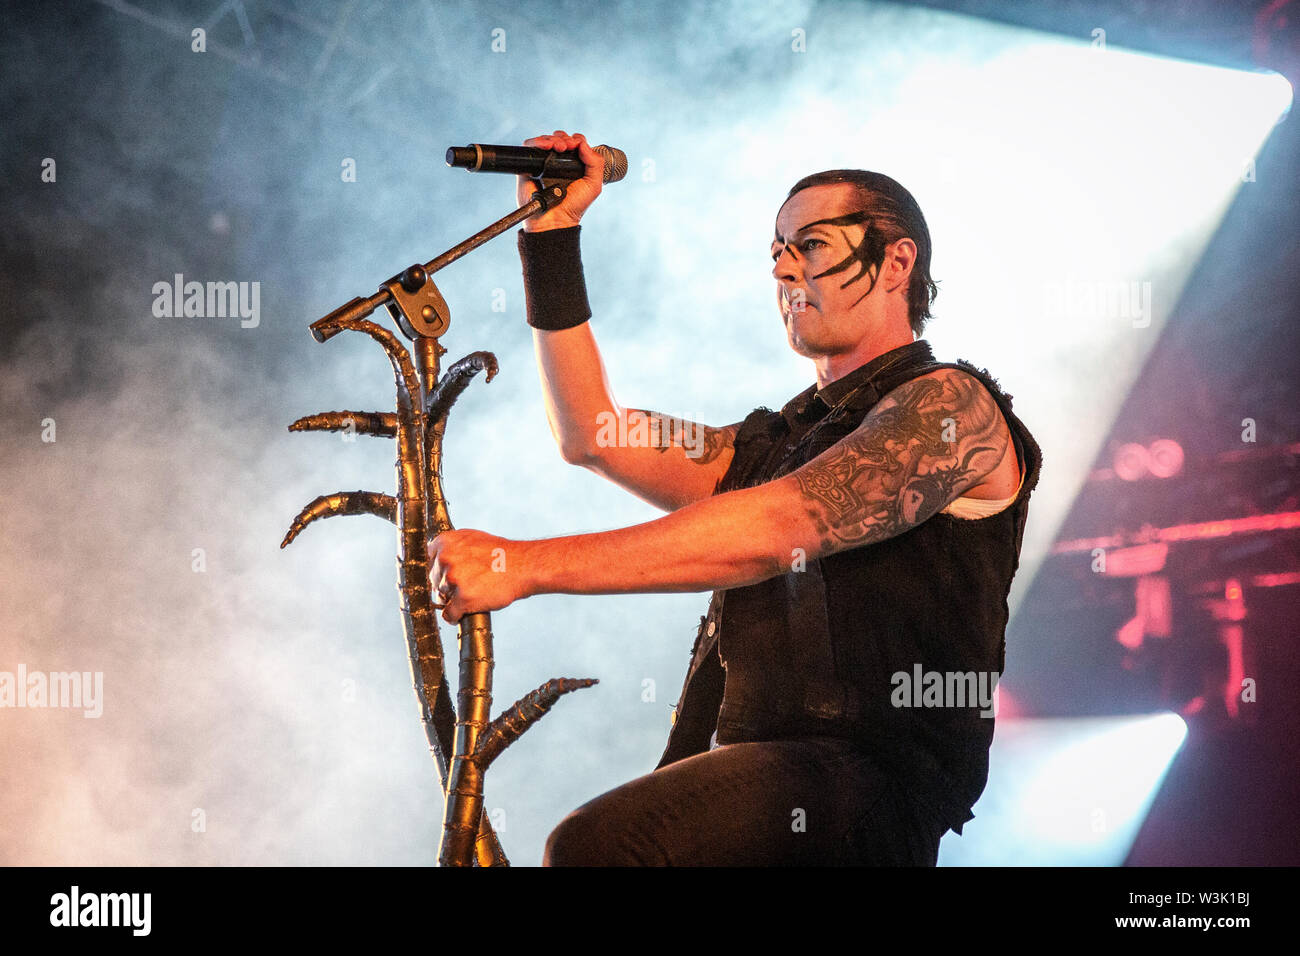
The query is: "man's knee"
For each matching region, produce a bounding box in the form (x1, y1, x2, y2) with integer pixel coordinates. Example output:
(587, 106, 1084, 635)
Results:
(544, 809, 615, 866)
(543, 804, 656, 866)
(542, 814, 582, 866)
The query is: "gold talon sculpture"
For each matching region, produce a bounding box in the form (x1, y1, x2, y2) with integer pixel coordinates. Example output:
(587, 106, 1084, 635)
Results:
(289, 410, 398, 438)
(281, 182, 597, 865)
(280, 491, 397, 548)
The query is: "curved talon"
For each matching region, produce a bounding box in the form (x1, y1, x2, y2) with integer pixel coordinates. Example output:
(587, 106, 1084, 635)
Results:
(289, 411, 397, 438)
(281, 491, 397, 548)
(427, 351, 499, 424)
(473, 677, 598, 770)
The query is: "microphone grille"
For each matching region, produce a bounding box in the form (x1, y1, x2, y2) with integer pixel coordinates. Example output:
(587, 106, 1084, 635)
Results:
(594, 145, 628, 183)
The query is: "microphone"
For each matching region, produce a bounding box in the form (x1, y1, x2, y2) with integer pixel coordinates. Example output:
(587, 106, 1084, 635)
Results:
(445, 143, 628, 183)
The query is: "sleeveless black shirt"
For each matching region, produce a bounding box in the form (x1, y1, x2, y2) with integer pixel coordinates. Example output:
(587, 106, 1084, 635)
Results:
(655, 339, 1043, 835)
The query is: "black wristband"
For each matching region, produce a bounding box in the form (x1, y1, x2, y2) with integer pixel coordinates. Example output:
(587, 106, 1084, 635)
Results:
(517, 225, 592, 331)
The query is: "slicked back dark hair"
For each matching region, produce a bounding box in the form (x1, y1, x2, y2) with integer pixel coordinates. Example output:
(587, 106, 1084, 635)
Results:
(782, 170, 938, 337)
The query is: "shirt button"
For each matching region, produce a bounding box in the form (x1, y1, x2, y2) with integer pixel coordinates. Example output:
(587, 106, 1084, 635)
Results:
(706, 620, 716, 637)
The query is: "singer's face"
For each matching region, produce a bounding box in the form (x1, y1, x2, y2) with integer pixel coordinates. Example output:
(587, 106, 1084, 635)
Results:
(771, 183, 883, 358)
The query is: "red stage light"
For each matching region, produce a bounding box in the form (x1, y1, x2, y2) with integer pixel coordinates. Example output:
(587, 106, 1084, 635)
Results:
(1146, 439, 1185, 478)
(1113, 442, 1150, 481)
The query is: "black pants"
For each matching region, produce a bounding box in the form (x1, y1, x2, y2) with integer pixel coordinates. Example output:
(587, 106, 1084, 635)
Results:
(543, 736, 949, 866)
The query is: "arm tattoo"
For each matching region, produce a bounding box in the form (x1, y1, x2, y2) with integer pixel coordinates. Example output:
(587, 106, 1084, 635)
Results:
(625, 408, 739, 465)
(791, 371, 1009, 551)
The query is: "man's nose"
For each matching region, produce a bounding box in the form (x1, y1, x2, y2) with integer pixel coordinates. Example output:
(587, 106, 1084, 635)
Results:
(771, 246, 799, 281)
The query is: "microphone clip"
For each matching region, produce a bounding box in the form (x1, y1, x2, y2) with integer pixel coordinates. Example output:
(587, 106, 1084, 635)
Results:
(529, 178, 570, 211)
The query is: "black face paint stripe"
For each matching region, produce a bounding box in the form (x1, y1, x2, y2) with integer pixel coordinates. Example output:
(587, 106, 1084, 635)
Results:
(771, 214, 856, 261)
(803, 210, 889, 297)
(774, 211, 877, 271)
(773, 209, 892, 305)
(769, 214, 852, 247)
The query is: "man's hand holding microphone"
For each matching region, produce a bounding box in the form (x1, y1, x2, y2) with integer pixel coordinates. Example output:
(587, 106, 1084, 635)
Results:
(515, 130, 606, 232)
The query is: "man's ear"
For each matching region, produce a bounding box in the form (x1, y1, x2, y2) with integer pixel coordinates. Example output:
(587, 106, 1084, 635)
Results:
(884, 238, 917, 293)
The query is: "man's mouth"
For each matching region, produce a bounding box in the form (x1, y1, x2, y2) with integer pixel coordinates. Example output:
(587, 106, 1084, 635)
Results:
(782, 297, 815, 317)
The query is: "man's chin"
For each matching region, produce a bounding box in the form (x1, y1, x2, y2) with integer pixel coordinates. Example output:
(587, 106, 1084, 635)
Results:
(785, 316, 821, 351)
(786, 330, 818, 358)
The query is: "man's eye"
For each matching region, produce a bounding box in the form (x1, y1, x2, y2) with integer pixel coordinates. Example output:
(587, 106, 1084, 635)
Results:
(771, 239, 825, 261)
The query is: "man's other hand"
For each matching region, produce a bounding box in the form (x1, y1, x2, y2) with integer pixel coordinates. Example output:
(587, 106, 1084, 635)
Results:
(428, 529, 533, 625)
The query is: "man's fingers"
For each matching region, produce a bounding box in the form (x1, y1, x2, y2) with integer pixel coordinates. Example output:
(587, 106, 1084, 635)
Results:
(576, 139, 603, 180)
(428, 547, 451, 597)
(528, 131, 599, 172)
(432, 590, 459, 622)
(529, 132, 592, 151)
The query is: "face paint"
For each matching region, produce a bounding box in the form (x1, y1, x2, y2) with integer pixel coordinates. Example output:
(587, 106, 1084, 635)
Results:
(773, 208, 891, 309)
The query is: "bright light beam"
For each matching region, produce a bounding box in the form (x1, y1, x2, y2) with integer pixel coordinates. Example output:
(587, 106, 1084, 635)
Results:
(938, 714, 1188, 866)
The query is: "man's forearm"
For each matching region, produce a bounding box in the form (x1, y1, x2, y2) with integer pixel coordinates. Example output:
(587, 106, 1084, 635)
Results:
(523, 482, 804, 597)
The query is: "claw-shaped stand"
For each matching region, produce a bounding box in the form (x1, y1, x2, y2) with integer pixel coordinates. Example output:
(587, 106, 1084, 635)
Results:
(282, 182, 598, 866)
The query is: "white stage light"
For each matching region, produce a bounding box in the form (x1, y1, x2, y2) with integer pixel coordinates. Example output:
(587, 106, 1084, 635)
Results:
(938, 714, 1188, 866)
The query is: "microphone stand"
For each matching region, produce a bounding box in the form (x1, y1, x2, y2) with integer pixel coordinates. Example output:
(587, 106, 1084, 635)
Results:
(282, 179, 598, 867)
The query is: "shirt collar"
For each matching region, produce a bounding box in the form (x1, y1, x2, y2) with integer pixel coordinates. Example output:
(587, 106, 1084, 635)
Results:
(780, 339, 935, 431)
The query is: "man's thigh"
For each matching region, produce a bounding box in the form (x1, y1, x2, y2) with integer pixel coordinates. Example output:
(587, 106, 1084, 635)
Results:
(543, 736, 923, 866)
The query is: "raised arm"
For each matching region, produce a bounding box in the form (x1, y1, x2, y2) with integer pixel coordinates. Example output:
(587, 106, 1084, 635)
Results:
(518, 130, 740, 511)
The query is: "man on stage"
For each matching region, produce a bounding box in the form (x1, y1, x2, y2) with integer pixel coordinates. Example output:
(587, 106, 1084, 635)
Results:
(429, 130, 1042, 865)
